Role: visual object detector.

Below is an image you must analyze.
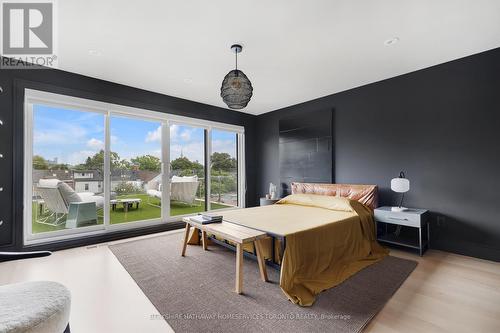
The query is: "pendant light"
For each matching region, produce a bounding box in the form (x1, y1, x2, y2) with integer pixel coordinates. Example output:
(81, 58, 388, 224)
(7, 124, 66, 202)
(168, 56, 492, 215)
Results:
(220, 44, 253, 110)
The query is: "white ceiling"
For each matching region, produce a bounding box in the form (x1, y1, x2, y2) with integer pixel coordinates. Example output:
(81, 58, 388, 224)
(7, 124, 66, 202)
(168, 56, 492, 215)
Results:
(57, 0, 500, 115)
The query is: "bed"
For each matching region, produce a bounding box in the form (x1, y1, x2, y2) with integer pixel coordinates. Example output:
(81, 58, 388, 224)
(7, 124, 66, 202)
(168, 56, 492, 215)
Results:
(189, 182, 388, 306)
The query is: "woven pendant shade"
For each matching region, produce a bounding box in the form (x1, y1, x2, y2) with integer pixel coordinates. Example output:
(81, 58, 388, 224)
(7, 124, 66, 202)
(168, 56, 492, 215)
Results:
(220, 69, 253, 109)
(220, 44, 253, 110)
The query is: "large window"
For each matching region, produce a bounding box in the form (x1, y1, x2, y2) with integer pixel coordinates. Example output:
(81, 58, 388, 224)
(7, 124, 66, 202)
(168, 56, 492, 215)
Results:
(210, 130, 238, 210)
(169, 124, 206, 216)
(31, 105, 105, 234)
(24, 89, 245, 245)
(110, 116, 162, 224)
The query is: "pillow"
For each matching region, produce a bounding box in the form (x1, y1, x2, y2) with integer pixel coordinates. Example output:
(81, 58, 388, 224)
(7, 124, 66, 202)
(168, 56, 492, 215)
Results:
(172, 176, 198, 183)
(276, 194, 354, 212)
(58, 182, 82, 204)
(38, 178, 60, 187)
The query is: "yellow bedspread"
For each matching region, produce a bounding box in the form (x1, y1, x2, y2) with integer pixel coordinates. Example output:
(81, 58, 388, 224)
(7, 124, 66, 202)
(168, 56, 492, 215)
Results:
(189, 194, 388, 306)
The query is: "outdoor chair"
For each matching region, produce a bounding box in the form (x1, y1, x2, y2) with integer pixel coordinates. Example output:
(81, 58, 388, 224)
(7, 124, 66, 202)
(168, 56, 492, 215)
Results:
(35, 179, 103, 228)
(147, 175, 200, 206)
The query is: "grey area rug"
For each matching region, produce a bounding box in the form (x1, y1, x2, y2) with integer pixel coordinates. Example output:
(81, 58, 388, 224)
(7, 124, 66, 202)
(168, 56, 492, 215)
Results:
(109, 232, 416, 333)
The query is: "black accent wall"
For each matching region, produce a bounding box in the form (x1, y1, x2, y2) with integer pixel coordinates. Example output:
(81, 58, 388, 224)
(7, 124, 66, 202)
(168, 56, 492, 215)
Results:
(0, 63, 257, 251)
(256, 47, 500, 262)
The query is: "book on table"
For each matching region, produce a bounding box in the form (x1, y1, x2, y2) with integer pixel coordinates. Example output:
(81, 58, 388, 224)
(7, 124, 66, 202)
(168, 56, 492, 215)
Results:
(201, 213, 223, 221)
(190, 214, 223, 225)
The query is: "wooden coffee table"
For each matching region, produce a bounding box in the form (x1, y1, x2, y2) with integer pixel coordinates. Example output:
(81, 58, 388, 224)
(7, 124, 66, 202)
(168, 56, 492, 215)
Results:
(110, 198, 141, 212)
(181, 217, 268, 294)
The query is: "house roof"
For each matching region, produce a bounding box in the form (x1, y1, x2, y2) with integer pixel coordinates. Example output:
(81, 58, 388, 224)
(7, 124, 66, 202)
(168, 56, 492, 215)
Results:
(137, 170, 161, 183)
(33, 169, 160, 184)
(33, 170, 73, 184)
(110, 169, 160, 182)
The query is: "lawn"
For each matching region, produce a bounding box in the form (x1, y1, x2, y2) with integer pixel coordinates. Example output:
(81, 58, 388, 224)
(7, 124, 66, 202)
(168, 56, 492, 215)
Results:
(32, 193, 232, 234)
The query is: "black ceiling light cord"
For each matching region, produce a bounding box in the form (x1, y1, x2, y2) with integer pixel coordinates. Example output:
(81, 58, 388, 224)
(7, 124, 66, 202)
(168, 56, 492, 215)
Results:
(220, 44, 253, 109)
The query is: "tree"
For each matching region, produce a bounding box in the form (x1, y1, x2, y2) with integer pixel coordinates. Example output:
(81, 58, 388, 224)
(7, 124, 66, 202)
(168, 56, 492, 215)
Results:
(77, 150, 121, 170)
(209, 153, 237, 202)
(131, 155, 161, 171)
(191, 160, 204, 177)
(171, 156, 204, 176)
(50, 164, 69, 170)
(171, 156, 192, 171)
(33, 155, 48, 170)
(117, 159, 132, 170)
(211, 171, 237, 202)
(211, 152, 236, 172)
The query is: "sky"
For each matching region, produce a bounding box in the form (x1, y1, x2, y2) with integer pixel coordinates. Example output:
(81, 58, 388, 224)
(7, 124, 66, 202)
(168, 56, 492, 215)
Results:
(33, 105, 237, 166)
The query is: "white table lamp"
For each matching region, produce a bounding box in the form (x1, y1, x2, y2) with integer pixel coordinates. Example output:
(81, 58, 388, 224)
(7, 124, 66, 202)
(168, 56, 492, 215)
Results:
(391, 171, 410, 212)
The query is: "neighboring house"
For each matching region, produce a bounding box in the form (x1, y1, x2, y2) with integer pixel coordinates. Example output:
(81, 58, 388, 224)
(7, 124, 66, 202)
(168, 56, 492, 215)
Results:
(33, 169, 74, 188)
(110, 169, 160, 191)
(136, 170, 160, 191)
(33, 168, 160, 194)
(111, 169, 138, 191)
(73, 170, 103, 193)
(145, 173, 162, 191)
(32, 170, 74, 200)
(137, 170, 160, 185)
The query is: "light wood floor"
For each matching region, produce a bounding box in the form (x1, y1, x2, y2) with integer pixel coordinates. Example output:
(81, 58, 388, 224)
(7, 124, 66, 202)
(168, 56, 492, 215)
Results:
(1, 230, 499, 333)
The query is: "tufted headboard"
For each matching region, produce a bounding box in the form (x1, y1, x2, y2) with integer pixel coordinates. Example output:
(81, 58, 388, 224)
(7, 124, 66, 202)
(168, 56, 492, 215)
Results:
(290, 182, 378, 210)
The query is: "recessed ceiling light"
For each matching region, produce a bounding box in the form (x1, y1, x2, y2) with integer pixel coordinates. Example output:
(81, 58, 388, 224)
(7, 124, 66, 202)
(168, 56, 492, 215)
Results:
(384, 37, 400, 46)
(88, 50, 102, 56)
(183, 78, 193, 84)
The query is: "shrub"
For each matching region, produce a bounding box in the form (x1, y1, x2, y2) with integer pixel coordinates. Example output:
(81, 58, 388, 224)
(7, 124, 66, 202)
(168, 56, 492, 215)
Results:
(114, 181, 143, 195)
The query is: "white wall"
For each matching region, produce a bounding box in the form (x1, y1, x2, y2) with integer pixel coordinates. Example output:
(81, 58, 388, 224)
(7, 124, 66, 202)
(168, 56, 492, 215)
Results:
(74, 172, 94, 179)
(75, 181, 101, 193)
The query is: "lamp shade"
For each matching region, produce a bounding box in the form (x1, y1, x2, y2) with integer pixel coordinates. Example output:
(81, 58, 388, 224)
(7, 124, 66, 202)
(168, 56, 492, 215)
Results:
(391, 177, 410, 193)
(220, 69, 253, 109)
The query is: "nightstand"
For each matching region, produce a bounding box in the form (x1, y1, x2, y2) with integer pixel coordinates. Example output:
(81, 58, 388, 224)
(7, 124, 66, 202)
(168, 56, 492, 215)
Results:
(259, 198, 280, 206)
(374, 206, 430, 256)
